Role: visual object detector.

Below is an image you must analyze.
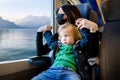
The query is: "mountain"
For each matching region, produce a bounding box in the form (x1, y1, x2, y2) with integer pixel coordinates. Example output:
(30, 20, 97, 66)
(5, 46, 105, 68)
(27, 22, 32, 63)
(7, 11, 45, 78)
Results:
(15, 15, 50, 28)
(0, 17, 21, 29)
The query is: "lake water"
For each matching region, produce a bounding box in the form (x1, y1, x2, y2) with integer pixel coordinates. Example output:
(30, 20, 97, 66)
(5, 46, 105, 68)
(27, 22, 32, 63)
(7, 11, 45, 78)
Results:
(0, 29, 37, 61)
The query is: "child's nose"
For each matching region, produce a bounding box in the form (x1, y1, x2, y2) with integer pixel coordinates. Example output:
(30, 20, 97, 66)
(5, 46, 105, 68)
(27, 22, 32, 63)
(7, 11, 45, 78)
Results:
(62, 37, 66, 41)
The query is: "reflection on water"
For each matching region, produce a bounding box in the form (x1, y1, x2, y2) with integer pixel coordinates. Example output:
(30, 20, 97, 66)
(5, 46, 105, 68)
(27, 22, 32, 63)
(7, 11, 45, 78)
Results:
(0, 29, 37, 61)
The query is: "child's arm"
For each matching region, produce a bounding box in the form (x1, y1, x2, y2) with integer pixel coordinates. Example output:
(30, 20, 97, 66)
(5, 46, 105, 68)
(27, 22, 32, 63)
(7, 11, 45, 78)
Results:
(37, 25, 52, 32)
(44, 31, 59, 50)
(37, 25, 58, 50)
(75, 19, 99, 66)
(76, 19, 99, 58)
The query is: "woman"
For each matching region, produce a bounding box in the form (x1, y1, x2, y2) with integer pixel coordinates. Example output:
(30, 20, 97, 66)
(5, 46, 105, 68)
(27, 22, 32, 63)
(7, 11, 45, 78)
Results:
(35, 4, 99, 80)
(37, 4, 99, 59)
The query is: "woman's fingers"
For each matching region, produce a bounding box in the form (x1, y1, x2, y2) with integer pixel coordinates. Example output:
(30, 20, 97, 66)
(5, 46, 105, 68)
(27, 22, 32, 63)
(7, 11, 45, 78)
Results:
(75, 18, 86, 30)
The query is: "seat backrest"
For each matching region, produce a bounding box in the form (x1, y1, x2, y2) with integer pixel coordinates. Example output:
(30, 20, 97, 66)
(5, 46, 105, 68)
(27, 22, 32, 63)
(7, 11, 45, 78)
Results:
(101, 0, 120, 22)
(76, 3, 98, 24)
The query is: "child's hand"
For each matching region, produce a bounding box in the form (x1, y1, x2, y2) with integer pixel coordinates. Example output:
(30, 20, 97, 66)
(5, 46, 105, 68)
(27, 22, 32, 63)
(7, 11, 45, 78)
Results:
(75, 18, 98, 33)
(88, 57, 99, 66)
(37, 25, 52, 32)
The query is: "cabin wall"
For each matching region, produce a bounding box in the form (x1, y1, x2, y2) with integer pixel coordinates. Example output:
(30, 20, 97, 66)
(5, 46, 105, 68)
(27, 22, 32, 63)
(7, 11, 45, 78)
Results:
(55, 0, 68, 7)
(0, 67, 40, 80)
(0, 59, 49, 80)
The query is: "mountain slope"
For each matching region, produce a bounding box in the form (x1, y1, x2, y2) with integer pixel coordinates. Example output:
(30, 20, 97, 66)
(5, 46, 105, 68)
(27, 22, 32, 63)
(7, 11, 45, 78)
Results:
(15, 15, 50, 28)
(0, 17, 19, 28)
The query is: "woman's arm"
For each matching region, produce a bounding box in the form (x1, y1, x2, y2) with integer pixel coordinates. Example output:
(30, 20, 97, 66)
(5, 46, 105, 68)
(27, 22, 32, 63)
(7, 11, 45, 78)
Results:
(36, 25, 58, 56)
(36, 25, 52, 56)
(36, 32, 51, 56)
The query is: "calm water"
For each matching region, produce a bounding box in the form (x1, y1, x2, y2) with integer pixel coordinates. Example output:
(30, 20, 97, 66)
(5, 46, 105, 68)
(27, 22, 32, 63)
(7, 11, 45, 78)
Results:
(0, 29, 37, 61)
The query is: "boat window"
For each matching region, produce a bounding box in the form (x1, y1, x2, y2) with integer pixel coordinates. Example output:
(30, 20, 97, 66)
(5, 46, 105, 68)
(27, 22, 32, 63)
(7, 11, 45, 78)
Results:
(0, 0, 53, 62)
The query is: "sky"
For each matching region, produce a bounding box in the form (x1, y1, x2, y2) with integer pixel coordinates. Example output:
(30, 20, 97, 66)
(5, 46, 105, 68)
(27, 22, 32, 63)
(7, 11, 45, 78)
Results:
(0, 0, 51, 21)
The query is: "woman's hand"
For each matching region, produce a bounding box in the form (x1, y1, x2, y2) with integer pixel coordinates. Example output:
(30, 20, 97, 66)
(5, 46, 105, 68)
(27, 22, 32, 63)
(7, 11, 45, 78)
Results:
(75, 18, 98, 33)
(37, 25, 52, 32)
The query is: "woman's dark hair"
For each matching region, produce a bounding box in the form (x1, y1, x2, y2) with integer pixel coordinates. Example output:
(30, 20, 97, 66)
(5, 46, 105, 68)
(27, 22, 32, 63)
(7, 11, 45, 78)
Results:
(56, 4, 82, 25)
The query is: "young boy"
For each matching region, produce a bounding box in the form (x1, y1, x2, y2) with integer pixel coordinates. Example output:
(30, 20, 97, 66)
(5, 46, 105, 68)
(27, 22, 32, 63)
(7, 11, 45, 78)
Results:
(32, 23, 82, 80)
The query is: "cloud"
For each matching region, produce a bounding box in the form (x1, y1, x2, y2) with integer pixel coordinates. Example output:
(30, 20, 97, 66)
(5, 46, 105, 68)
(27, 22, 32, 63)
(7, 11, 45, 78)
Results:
(0, 0, 51, 21)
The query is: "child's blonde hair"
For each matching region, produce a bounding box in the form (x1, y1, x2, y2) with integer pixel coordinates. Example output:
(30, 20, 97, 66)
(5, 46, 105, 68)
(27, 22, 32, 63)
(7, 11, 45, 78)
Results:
(58, 23, 82, 42)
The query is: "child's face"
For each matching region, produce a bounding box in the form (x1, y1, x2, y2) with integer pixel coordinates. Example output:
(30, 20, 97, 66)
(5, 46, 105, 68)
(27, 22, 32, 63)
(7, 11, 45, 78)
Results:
(59, 27, 75, 45)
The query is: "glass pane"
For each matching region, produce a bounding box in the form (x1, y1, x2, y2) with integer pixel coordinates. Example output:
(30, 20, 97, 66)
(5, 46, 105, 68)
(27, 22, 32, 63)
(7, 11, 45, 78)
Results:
(0, 0, 52, 61)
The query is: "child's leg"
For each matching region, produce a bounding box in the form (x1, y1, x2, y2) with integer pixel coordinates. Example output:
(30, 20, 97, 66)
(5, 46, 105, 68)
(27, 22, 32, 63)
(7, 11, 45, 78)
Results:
(31, 68, 58, 80)
(60, 68, 81, 80)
